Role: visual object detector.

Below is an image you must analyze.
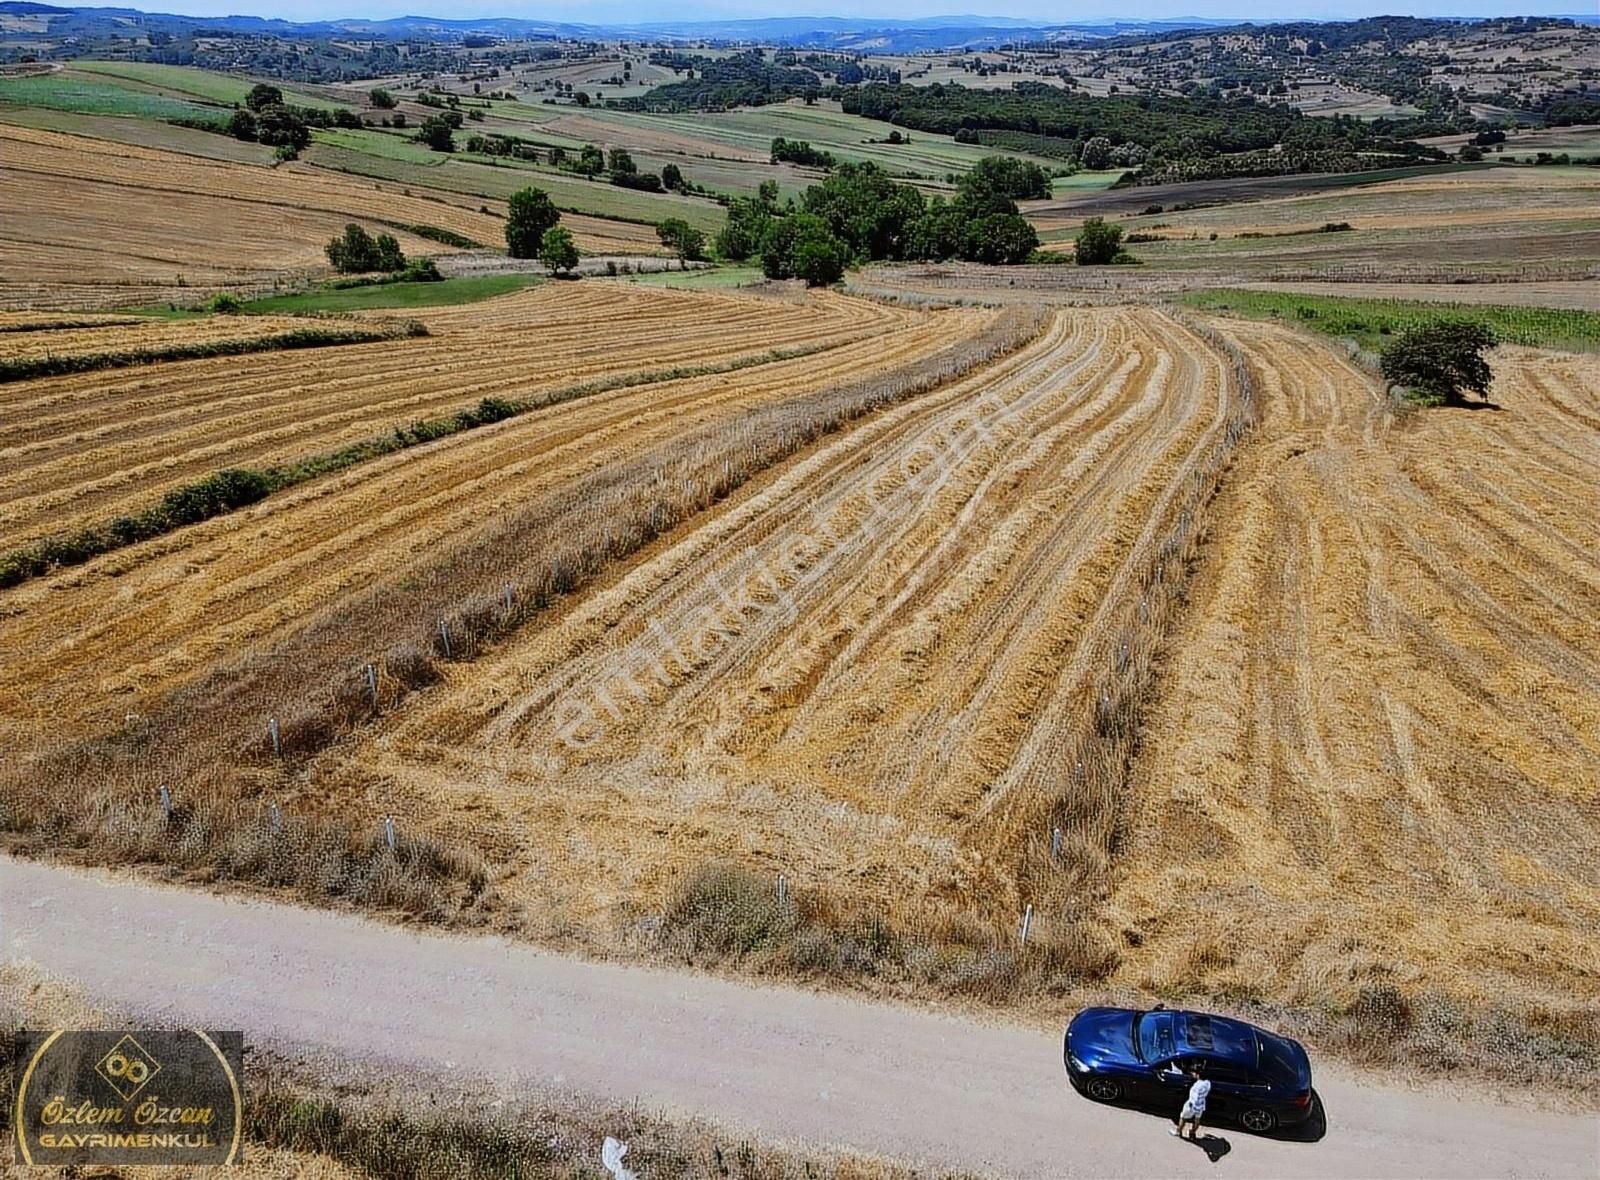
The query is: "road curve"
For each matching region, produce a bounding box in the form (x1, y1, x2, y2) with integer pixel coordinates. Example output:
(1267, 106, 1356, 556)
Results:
(2, 858, 1594, 1179)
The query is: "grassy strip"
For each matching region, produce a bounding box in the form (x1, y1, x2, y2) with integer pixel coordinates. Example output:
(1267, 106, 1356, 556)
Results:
(0, 322, 424, 384)
(1180, 289, 1600, 353)
(0, 343, 837, 590)
(240, 273, 542, 314)
(382, 221, 484, 249)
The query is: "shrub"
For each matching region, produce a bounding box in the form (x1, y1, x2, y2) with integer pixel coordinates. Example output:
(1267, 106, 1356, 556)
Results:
(1380, 320, 1498, 407)
(369, 88, 397, 109)
(326, 224, 407, 274)
(207, 292, 243, 314)
(1074, 217, 1124, 265)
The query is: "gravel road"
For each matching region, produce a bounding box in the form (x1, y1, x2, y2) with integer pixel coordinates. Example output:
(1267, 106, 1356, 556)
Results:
(3, 857, 1594, 1178)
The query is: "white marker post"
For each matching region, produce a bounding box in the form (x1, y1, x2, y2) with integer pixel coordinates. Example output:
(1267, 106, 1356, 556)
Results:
(383, 816, 397, 851)
(268, 718, 281, 757)
(1019, 903, 1034, 947)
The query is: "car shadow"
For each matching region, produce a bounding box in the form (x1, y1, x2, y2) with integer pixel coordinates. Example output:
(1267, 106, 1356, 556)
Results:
(1080, 1087, 1328, 1145)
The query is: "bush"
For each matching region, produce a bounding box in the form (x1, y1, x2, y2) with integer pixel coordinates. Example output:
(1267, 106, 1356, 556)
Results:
(1380, 320, 1498, 406)
(538, 226, 579, 276)
(369, 88, 397, 109)
(207, 292, 243, 314)
(655, 217, 707, 261)
(1074, 217, 1124, 265)
(416, 115, 455, 153)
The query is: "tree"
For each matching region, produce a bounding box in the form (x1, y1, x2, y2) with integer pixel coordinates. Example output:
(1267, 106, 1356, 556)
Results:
(762, 212, 848, 285)
(1080, 135, 1113, 170)
(961, 213, 1039, 264)
(801, 161, 925, 261)
(716, 196, 775, 260)
(245, 83, 284, 112)
(326, 223, 406, 273)
(656, 218, 707, 261)
(417, 115, 455, 152)
(1074, 217, 1124, 265)
(369, 88, 397, 109)
(1380, 321, 1497, 407)
(661, 162, 684, 191)
(576, 144, 605, 176)
(606, 147, 636, 175)
(391, 112, 407, 129)
(539, 226, 579, 276)
(255, 105, 309, 152)
(506, 187, 560, 258)
(225, 108, 258, 142)
(960, 156, 1051, 209)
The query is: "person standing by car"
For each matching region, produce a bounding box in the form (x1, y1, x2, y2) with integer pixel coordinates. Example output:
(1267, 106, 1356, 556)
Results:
(1170, 1062, 1210, 1140)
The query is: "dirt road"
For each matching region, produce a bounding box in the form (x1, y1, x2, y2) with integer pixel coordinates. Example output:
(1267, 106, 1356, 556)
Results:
(3, 858, 1593, 1178)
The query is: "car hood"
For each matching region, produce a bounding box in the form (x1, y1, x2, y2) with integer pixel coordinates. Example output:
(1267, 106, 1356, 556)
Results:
(1067, 1008, 1140, 1068)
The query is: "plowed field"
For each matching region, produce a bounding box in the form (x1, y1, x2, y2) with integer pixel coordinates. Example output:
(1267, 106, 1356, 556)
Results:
(1109, 319, 1600, 1019)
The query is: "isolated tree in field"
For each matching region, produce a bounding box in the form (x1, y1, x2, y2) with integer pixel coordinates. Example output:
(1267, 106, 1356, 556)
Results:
(505, 187, 560, 258)
(661, 162, 684, 191)
(656, 218, 707, 262)
(539, 226, 580, 276)
(326, 224, 407, 273)
(417, 115, 455, 152)
(1380, 321, 1497, 407)
(369, 88, 397, 109)
(1079, 135, 1113, 170)
(1074, 217, 1124, 265)
(245, 83, 284, 112)
(255, 104, 310, 151)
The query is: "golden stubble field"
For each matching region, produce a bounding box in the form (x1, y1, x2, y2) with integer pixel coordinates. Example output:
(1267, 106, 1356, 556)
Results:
(0, 123, 655, 309)
(1109, 320, 1600, 1021)
(3, 270, 1597, 1057)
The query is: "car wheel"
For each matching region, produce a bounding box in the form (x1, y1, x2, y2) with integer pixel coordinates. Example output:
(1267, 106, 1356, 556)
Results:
(1240, 1107, 1276, 1133)
(1085, 1077, 1122, 1102)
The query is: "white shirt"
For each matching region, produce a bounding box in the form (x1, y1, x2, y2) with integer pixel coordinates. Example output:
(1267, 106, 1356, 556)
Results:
(1186, 1078, 1212, 1113)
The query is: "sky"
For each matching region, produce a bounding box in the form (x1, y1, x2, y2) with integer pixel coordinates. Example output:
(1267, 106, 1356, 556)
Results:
(53, 0, 1596, 24)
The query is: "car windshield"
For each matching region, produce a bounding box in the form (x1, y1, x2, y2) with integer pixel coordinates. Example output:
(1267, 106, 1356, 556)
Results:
(1135, 1010, 1175, 1063)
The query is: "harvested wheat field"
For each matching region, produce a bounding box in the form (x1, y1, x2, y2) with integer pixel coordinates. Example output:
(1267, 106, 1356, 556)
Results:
(0, 290, 990, 752)
(1108, 319, 1600, 1023)
(0, 284, 899, 546)
(0, 310, 360, 361)
(317, 306, 1250, 947)
(0, 123, 648, 308)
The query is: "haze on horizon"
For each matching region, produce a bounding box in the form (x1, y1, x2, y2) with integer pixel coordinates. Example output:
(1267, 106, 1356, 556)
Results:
(44, 0, 1596, 28)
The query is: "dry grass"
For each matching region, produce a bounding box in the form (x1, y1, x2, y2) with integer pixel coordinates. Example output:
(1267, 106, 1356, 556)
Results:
(1106, 320, 1600, 1051)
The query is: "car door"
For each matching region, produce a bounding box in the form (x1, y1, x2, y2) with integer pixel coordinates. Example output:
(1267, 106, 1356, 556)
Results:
(1196, 1057, 1257, 1120)
(1148, 1057, 1193, 1108)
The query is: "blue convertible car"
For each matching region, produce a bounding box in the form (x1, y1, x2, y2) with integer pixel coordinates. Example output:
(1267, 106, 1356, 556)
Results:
(1064, 1006, 1315, 1132)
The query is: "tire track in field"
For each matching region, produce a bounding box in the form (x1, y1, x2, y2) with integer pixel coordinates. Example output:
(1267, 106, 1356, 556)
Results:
(0, 287, 903, 543)
(0, 309, 973, 741)
(1108, 320, 1600, 1027)
(336, 307, 1241, 924)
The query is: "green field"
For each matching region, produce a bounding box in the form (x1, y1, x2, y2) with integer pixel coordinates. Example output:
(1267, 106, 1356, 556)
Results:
(618, 265, 764, 290)
(306, 138, 727, 232)
(0, 105, 278, 162)
(1182, 288, 1600, 352)
(0, 73, 215, 120)
(70, 60, 345, 110)
(1048, 170, 1125, 194)
(237, 273, 543, 314)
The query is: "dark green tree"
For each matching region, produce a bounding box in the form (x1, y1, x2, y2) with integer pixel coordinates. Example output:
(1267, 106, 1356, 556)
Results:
(661, 162, 684, 191)
(225, 108, 258, 142)
(1380, 321, 1497, 406)
(369, 88, 398, 109)
(606, 147, 636, 175)
(539, 226, 580, 276)
(762, 212, 848, 285)
(800, 161, 924, 261)
(576, 144, 605, 176)
(417, 115, 455, 152)
(656, 218, 707, 261)
(715, 196, 775, 261)
(506, 187, 560, 259)
(959, 156, 1050, 210)
(255, 105, 309, 151)
(961, 213, 1039, 264)
(1074, 217, 1124, 265)
(245, 83, 284, 112)
(1079, 135, 1113, 170)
